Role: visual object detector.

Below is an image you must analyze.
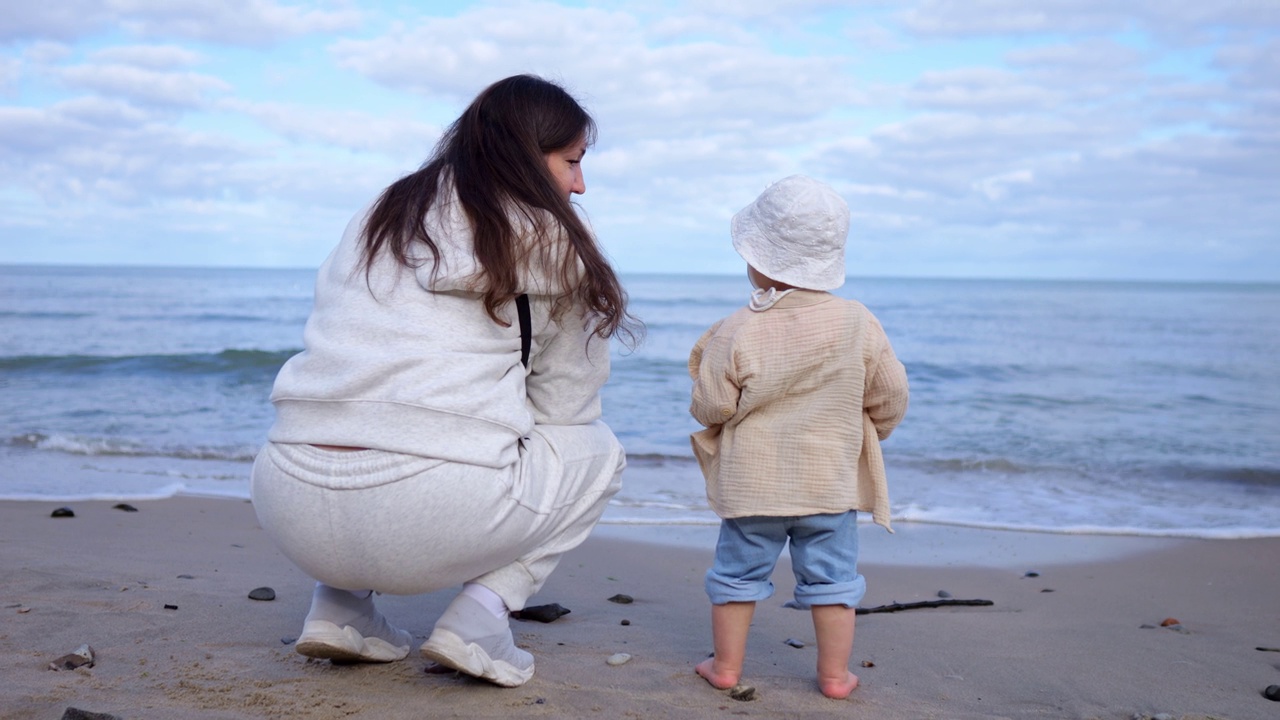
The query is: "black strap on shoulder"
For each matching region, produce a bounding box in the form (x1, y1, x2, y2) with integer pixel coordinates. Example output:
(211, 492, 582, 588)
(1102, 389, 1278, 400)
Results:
(516, 293, 531, 368)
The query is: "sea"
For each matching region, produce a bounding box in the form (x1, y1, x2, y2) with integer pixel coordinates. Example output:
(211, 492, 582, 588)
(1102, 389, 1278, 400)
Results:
(2, 265, 1278, 540)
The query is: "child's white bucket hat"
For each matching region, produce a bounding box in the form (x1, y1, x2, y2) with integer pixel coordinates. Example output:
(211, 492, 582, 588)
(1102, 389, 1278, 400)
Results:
(730, 175, 850, 291)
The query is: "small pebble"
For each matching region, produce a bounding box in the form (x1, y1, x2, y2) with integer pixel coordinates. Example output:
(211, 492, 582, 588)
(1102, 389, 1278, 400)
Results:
(1040, 588, 1055, 593)
(620, 619, 630, 626)
(1023, 571, 1039, 578)
(1263, 684, 1280, 701)
(177, 574, 194, 580)
(51, 507, 75, 518)
(281, 637, 296, 645)
(163, 604, 178, 610)
(1256, 646, 1280, 652)
(1159, 617, 1180, 627)
(861, 660, 875, 668)
(937, 590, 952, 598)
(18, 607, 32, 614)
(248, 587, 276, 601)
(511, 603, 570, 623)
(729, 684, 757, 701)
(783, 638, 805, 648)
(606, 652, 631, 666)
(112, 503, 138, 512)
(607, 594, 634, 604)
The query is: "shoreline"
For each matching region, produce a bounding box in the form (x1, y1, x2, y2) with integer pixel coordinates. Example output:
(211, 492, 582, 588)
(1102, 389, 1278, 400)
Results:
(4, 496, 1279, 719)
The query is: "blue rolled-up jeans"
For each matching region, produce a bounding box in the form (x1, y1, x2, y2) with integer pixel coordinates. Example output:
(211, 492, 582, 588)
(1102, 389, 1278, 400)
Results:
(705, 511, 866, 609)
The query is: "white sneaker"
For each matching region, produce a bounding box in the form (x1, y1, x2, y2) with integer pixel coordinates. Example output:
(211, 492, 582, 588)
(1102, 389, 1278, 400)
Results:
(296, 620, 411, 663)
(295, 584, 412, 663)
(419, 594, 535, 687)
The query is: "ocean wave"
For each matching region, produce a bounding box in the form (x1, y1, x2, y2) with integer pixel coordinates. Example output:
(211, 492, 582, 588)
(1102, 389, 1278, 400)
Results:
(7, 433, 259, 462)
(901, 456, 1280, 487)
(0, 349, 298, 376)
(888, 507, 1280, 539)
(904, 361, 1037, 384)
(622, 452, 697, 465)
(118, 312, 291, 324)
(0, 310, 93, 320)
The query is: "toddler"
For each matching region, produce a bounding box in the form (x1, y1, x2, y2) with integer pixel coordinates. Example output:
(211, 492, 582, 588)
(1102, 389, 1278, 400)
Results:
(688, 175, 909, 699)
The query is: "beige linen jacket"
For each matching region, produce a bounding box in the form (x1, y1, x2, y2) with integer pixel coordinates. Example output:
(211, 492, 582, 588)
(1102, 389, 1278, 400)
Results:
(688, 290, 909, 530)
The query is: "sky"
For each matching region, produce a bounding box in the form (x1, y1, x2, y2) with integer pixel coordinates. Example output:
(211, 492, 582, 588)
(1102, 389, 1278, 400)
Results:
(1, 1, 1278, 282)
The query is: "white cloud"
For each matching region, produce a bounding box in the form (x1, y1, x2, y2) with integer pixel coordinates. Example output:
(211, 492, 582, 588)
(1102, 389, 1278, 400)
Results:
(222, 98, 442, 160)
(60, 62, 232, 108)
(0, 2, 112, 42)
(0, 57, 20, 90)
(91, 44, 203, 69)
(0, 0, 360, 45)
(110, 0, 362, 45)
(905, 67, 1060, 112)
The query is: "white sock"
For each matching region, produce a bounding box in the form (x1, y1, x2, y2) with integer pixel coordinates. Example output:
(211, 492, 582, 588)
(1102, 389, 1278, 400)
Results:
(461, 582, 509, 619)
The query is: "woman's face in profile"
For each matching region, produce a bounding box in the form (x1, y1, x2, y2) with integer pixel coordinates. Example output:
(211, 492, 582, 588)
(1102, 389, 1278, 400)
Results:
(544, 136, 588, 199)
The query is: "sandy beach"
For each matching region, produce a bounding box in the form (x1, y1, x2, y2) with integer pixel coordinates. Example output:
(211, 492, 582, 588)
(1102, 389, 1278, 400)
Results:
(2, 497, 1278, 720)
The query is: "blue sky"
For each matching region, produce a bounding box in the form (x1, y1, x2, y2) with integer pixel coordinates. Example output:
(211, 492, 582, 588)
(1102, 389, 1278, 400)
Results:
(2, 0, 1278, 281)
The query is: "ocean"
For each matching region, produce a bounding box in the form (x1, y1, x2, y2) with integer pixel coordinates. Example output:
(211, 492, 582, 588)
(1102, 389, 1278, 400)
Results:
(2, 265, 1278, 540)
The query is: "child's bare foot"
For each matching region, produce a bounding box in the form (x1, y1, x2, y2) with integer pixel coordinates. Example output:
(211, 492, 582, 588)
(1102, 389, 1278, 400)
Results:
(695, 657, 739, 690)
(818, 670, 859, 699)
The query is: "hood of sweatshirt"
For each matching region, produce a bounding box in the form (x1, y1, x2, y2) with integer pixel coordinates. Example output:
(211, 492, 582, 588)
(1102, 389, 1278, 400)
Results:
(414, 179, 587, 298)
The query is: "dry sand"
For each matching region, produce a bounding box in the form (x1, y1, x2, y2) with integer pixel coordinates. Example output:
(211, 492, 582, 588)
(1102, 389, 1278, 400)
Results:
(2, 497, 1278, 719)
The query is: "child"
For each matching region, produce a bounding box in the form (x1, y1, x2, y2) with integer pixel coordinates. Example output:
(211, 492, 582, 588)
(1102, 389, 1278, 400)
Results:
(688, 175, 909, 699)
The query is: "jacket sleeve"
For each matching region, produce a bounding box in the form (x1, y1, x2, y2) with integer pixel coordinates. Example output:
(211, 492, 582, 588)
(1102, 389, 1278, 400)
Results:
(689, 321, 741, 429)
(525, 305, 609, 426)
(864, 317, 909, 440)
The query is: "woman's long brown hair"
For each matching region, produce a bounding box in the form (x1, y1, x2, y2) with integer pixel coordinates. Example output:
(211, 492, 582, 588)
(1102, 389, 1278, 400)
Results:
(360, 74, 639, 346)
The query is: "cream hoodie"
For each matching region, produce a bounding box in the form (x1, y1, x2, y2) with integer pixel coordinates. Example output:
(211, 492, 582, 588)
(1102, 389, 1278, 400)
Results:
(268, 185, 610, 469)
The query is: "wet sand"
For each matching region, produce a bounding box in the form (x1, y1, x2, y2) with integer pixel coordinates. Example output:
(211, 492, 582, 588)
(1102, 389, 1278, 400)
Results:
(2, 497, 1277, 719)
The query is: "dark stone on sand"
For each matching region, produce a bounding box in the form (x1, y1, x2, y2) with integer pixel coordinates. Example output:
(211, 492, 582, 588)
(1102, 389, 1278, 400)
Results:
(51, 507, 75, 518)
(281, 637, 296, 645)
(48, 644, 95, 671)
(937, 590, 952, 598)
(729, 684, 757, 701)
(620, 619, 631, 626)
(61, 709, 121, 720)
(783, 638, 805, 648)
(1263, 684, 1280, 701)
(112, 503, 138, 512)
(163, 604, 178, 610)
(1041, 588, 1055, 593)
(511, 603, 570, 623)
(177, 574, 194, 579)
(1023, 571, 1040, 578)
(607, 594, 634, 604)
(248, 587, 276, 601)
(1140, 624, 1157, 629)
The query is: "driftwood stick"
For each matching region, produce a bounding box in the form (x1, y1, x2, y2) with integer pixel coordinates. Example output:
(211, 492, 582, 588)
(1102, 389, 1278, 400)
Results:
(856, 598, 994, 615)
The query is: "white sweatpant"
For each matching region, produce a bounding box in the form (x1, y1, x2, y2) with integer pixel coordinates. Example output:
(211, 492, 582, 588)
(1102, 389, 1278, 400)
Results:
(250, 421, 624, 611)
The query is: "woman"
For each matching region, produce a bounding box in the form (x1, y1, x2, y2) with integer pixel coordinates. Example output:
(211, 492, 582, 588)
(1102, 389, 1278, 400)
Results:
(251, 75, 637, 688)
